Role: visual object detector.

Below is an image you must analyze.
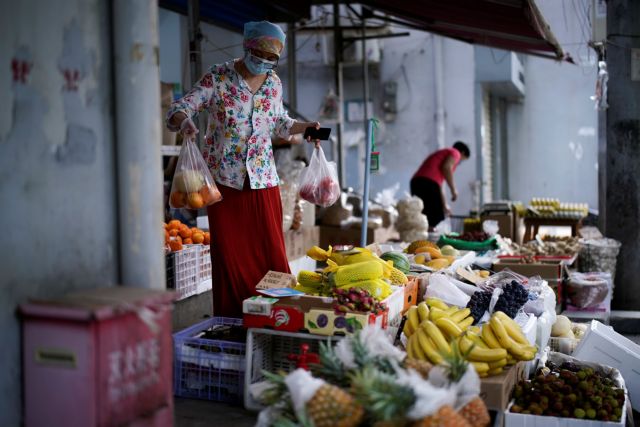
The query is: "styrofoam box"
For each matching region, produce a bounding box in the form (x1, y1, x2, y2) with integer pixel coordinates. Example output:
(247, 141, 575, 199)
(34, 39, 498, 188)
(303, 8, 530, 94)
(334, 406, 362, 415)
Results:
(573, 321, 640, 410)
(504, 401, 626, 427)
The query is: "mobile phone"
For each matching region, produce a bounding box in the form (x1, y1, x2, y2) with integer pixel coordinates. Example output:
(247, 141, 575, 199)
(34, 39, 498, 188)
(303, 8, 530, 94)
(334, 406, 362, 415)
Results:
(303, 127, 332, 140)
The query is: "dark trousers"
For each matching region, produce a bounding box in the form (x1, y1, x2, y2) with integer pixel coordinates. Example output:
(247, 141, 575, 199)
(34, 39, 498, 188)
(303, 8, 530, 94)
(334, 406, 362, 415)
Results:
(410, 177, 444, 228)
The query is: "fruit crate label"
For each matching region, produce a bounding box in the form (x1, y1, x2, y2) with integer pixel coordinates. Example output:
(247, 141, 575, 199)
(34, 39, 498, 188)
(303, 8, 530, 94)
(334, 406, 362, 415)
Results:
(255, 271, 297, 290)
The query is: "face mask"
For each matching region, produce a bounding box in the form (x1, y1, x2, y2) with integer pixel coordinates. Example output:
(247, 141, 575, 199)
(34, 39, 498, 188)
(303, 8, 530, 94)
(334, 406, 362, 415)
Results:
(244, 52, 277, 75)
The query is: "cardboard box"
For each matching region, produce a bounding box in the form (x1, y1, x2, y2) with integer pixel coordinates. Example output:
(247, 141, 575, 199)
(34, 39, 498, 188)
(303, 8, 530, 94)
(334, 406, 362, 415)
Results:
(285, 226, 319, 260)
(482, 212, 514, 239)
(573, 321, 640, 410)
(319, 225, 398, 248)
(480, 362, 526, 411)
(403, 277, 419, 315)
(243, 293, 389, 336)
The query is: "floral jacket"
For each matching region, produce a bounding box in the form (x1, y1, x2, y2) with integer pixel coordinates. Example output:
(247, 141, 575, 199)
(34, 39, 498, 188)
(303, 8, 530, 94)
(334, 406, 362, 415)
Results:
(166, 60, 294, 190)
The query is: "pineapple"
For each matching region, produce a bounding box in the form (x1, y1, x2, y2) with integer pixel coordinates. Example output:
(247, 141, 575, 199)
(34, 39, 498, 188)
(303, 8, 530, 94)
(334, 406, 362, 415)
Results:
(412, 405, 470, 427)
(459, 397, 490, 427)
(403, 358, 433, 379)
(306, 383, 364, 427)
(349, 365, 416, 426)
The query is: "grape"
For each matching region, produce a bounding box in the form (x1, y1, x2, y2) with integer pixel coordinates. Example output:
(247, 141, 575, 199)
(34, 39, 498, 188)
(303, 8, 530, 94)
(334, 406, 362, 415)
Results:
(494, 281, 529, 318)
(467, 290, 492, 324)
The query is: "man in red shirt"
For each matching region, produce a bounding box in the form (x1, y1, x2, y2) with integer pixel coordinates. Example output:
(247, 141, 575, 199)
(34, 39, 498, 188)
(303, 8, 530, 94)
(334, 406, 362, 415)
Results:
(410, 141, 470, 229)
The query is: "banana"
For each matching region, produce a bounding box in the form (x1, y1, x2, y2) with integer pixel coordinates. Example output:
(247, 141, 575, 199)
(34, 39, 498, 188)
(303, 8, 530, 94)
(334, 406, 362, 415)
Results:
(457, 316, 474, 330)
(466, 332, 489, 349)
(403, 317, 415, 337)
(488, 358, 508, 370)
(412, 333, 428, 361)
(488, 367, 504, 376)
(444, 306, 459, 316)
(435, 317, 463, 339)
(425, 298, 449, 310)
(482, 324, 502, 349)
(450, 308, 471, 323)
(494, 311, 530, 345)
(416, 328, 444, 364)
(469, 326, 481, 334)
(423, 320, 451, 355)
(489, 315, 513, 349)
(459, 336, 508, 362)
(406, 333, 416, 359)
(417, 302, 430, 322)
(490, 316, 536, 361)
(429, 308, 449, 321)
(470, 361, 490, 374)
(506, 354, 516, 365)
(407, 306, 420, 334)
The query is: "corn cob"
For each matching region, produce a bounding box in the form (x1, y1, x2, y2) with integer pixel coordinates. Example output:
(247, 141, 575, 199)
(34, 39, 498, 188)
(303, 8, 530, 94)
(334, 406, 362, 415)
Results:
(327, 260, 384, 286)
(297, 270, 324, 287)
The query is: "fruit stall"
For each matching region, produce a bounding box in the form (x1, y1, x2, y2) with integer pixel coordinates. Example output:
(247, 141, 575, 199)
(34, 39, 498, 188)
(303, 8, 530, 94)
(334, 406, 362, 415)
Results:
(168, 192, 638, 427)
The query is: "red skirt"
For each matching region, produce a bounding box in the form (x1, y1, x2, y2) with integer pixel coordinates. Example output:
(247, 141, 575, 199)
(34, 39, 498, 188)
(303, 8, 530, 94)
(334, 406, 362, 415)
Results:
(206, 180, 290, 318)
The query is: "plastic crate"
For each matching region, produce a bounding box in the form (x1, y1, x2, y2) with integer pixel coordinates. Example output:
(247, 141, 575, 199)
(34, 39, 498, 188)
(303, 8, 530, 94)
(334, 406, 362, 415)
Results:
(166, 245, 200, 300)
(244, 328, 342, 411)
(173, 317, 246, 404)
(198, 245, 212, 282)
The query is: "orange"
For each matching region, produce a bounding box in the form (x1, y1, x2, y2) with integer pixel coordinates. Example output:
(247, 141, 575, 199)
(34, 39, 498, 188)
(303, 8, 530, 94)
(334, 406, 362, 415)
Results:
(183, 238, 193, 245)
(192, 232, 204, 244)
(179, 227, 192, 239)
(168, 229, 179, 237)
(170, 191, 187, 208)
(174, 235, 182, 244)
(191, 227, 200, 235)
(167, 219, 182, 230)
(200, 185, 222, 205)
(203, 232, 210, 245)
(187, 192, 204, 209)
(168, 240, 183, 252)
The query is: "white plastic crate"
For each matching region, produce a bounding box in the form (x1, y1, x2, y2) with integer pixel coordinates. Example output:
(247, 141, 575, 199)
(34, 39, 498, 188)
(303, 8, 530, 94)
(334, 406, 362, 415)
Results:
(167, 245, 199, 300)
(244, 328, 342, 411)
(198, 245, 212, 282)
(573, 320, 640, 410)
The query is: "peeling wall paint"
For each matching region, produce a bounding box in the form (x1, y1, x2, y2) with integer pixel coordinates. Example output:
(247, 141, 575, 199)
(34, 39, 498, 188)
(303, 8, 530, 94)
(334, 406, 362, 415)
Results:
(0, 1, 117, 425)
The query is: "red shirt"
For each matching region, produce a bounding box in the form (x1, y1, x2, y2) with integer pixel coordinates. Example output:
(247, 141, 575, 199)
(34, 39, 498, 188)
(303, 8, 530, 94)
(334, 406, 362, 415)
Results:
(413, 148, 461, 186)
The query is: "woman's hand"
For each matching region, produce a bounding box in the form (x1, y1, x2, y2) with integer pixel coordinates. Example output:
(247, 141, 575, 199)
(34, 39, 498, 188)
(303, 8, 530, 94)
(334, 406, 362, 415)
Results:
(179, 117, 199, 137)
(305, 122, 321, 148)
(290, 121, 322, 148)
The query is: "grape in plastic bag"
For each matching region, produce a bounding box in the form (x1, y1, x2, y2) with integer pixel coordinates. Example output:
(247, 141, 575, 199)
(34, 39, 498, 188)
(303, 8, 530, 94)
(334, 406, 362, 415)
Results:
(169, 136, 222, 209)
(298, 146, 341, 207)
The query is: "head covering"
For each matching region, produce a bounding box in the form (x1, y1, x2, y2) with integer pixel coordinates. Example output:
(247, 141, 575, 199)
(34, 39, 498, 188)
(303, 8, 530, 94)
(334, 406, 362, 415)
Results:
(243, 21, 286, 58)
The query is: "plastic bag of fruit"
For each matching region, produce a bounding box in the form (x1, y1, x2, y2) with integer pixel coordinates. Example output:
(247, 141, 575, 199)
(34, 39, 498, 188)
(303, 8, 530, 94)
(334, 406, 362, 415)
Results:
(169, 136, 222, 209)
(298, 146, 341, 207)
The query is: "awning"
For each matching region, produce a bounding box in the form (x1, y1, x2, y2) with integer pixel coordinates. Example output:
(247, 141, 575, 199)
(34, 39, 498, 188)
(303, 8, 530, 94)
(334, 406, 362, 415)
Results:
(360, 0, 565, 60)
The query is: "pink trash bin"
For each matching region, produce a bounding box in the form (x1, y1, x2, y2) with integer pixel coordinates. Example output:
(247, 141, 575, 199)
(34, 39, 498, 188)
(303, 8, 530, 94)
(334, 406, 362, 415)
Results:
(20, 287, 176, 427)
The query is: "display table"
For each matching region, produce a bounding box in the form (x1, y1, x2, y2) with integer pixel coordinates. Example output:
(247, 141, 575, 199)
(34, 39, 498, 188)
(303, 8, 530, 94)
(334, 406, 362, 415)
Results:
(523, 217, 582, 241)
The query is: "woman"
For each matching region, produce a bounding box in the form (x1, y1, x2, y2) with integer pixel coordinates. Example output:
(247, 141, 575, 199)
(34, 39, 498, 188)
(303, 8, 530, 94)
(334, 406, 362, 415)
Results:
(167, 21, 321, 317)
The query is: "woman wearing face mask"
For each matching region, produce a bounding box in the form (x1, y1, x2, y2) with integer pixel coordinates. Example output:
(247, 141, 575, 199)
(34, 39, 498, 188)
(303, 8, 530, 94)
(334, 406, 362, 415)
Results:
(166, 21, 321, 317)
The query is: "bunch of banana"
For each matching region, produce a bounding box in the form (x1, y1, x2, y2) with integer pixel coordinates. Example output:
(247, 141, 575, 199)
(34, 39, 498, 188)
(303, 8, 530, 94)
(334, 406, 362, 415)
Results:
(403, 299, 536, 377)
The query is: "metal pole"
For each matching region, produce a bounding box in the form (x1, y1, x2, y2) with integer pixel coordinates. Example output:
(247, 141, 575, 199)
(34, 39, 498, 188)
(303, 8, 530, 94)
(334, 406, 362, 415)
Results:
(333, 1, 345, 184)
(360, 12, 371, 247)
(112, 0, 164, 289)
(187, 0, 204, 144)
(361, 120, 374, 247)
(287, 23, 298, 111)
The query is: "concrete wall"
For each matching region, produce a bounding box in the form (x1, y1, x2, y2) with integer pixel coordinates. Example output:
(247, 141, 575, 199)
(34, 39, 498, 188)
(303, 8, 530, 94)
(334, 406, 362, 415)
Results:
(506, 0, 598, 208)
(0, 1, 117, 425)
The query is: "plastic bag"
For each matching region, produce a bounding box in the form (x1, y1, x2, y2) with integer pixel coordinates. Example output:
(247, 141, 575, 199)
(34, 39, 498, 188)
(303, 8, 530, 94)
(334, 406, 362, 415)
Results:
(298, 146, 341, 207)
(566, 272, 611, 308)
(169, 137, 222, 209)
(434, 217, 452, 235)
(482, 219, 499, 236)
(425, 273, 471, 307)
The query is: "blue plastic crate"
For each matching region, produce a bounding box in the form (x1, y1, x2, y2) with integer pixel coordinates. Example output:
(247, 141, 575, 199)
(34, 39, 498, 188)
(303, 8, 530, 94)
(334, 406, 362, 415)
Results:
(173, 317, 246, 403)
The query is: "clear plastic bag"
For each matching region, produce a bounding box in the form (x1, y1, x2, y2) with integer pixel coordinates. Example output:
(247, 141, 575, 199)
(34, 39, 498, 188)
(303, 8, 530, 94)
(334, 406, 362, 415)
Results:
(169, 137, 222, 209)
(298, 146, 341, 207)
(566, 271, 611, 308)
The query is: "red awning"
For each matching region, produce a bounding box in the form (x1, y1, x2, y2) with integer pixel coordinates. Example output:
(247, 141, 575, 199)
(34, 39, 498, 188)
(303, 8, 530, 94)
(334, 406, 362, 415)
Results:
(361, 0, 565, 60)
